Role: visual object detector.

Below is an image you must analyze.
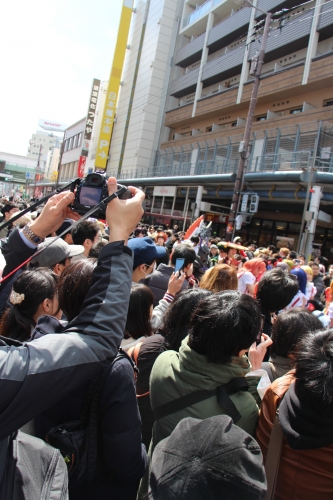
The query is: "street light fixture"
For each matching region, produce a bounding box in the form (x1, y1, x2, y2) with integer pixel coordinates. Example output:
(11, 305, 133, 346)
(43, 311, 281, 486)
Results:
(225, 0, 272, 240)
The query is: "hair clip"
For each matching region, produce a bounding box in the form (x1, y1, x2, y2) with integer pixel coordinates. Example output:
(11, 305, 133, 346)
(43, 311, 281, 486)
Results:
(10, 290, 25, 305)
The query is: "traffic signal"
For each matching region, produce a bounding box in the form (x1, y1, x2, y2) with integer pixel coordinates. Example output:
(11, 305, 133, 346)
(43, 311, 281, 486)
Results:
(249, 195, 259, 213)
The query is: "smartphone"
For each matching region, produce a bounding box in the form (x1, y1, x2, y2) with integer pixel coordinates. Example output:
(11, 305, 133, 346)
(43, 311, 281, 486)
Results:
(257, 314, 265, 345)
(175, 258, 185, 274)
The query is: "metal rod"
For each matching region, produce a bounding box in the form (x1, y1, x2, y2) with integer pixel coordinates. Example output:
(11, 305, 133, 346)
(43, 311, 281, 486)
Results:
(226, 11, 272, 241)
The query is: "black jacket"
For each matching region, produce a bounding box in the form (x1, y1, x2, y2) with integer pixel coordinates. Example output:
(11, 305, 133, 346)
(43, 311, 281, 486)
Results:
(33, 317, 147, 500)
(0, 240, 134, 463)
(136, 334, 168, 449)
(144, 264, 188, 307)
(313, 274, 325, 301)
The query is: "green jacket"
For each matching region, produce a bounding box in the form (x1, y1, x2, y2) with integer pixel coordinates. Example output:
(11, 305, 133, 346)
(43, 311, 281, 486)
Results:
(150, 336, 261, 449)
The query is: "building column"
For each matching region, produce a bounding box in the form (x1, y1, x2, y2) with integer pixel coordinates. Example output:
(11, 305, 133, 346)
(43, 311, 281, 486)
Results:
(304, 185, 322, 260)
(194, 185, 204, 218)
(192, 12, 215, 117)
(190, 148, 199, 175)
(237, 2, 257, 104)
(302, 0, 324, 85)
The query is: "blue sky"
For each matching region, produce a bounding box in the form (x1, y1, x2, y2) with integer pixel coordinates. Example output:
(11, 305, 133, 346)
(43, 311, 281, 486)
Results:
(0, 0, 123, 156)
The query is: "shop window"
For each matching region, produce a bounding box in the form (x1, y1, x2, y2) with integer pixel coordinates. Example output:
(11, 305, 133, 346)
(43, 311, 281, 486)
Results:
(262, 220, 273, 229)
(276, 221, 287, 232)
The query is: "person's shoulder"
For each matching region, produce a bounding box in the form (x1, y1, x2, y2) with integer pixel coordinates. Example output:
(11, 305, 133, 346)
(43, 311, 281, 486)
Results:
(151, 349, 178, 377)
(268, 370, 295, 398)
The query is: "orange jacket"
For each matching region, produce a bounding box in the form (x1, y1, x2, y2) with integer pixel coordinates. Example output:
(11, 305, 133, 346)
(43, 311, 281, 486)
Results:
(256, 371, 333, 500)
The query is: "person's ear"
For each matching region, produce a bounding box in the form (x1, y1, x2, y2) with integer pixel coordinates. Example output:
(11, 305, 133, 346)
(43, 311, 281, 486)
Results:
(83, 238, 93, 250)
(138, 263, 147, 274)
(42, 298, 51, 313)
(52, 263, 62, 276)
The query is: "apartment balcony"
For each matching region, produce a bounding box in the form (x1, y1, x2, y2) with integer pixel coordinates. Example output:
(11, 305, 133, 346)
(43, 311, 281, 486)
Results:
(165, 102, 194, 127)
(254, 0, 303, 19)
(318, 0, 333, 39)
(249, 11, 313, 63)
(207, 9, 251, 53)
(175, 33, 205, 68)
(202, 46, 245, 87)
(169, 67, 200, 98)
(182, 0, 227, 30)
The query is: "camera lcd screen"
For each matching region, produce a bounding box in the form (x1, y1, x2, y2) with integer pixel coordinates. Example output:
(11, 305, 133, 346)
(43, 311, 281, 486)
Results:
(79, 187, 102, 205)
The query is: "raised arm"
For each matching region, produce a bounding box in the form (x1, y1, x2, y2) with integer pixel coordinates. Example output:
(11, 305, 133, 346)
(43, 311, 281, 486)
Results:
(0, 178, 145, 439)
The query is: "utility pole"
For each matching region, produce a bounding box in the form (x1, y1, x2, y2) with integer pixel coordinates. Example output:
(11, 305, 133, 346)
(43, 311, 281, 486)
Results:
(304, 185, 322, 261)
(226, 9, 272, 241)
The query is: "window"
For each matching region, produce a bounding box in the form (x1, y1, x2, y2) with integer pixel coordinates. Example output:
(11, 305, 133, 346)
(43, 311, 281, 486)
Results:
(206, 126, 212, 132)
(77, 133, 82, 147)
(323, 99, 333, 107)
(68, 137, 73, 150)
(72, 135, 77, 149)
(231, 122, 237, 127)
(290, 108, 302, 114)
(256, 115, 267, 121)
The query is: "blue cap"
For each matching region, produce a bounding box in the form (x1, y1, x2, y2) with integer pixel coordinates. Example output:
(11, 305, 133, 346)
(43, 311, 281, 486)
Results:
(128, 237, 166, 269)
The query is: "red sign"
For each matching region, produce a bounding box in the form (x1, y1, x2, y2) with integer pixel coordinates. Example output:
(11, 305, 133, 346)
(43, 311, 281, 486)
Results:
(205, 213, 229, 224)
(77, 156, 86, 178)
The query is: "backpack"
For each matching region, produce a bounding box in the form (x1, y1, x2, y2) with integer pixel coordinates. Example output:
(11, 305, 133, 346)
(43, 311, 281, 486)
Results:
(45, 350, 130, 489)
(0, 338, 68, 500)
(0, 431, 68, 500)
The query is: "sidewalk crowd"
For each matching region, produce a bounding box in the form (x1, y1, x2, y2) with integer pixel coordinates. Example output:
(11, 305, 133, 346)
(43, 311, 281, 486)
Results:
(0, 181, 332, 499)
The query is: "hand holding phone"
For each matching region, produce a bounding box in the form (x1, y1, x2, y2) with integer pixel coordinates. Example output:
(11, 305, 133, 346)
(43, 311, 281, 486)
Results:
(175, 258, 185, 274)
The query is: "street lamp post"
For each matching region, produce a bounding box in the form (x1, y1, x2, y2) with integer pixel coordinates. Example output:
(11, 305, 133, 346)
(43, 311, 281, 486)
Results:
(226, 0, 272, 241)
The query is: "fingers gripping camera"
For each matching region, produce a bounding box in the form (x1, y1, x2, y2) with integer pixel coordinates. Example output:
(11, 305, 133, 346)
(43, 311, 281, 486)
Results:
(70, 173, 132, 219)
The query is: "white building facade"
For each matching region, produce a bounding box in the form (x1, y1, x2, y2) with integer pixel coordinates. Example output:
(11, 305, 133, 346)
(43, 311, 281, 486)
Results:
(105, 0, 184, 177)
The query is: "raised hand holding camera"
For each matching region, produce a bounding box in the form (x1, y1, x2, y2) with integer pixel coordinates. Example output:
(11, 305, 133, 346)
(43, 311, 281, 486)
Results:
(106, 177, 145, 244)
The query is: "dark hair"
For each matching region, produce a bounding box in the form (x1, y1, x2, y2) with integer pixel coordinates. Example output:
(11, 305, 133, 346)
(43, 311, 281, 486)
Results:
(124, 284, 154, 340)
(171, 244, 196, 269)
(71, 220, 100, 245)
(58, 259, 97, 321)
(271, 308, 323, 358)
(190, 236, 199, 244)
(134, 228, 144, 237)
(0, 269, 58, 342)
(317, 256, 329, 271)
(289, 251, 297, 260)
(256, 268, 299, 312)
(188, 291, 261, 364)
(295, 330, 333, 415)
(88, 240, 107, 258)
(1, 202, 18, 216)
(200, 264, 237, 292)
(156, 249, 169, 267)
(159, 289, 213, 351)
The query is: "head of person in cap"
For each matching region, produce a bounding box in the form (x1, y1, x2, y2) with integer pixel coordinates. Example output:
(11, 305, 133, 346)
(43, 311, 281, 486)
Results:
(147, 415, 266, 500)
(54, 218, 74, 245)
(127, 236, 166, 283)
(31, 237, 84, 276)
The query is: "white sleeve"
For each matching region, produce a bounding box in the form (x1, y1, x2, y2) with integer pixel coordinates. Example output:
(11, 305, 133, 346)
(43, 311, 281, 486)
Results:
(328, 303, 333, 319)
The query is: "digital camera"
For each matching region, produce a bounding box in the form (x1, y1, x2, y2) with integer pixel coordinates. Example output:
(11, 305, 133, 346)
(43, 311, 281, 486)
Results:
(70, 173, 132, 219)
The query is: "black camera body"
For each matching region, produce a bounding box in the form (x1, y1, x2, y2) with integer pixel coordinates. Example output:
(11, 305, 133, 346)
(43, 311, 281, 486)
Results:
(70, 173, 132, 219)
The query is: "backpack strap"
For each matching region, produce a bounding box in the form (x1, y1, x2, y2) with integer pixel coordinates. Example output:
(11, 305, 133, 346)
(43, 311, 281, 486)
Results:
(153, 377, 248, 423)
(264, 412, 284, 500)
(127, 341, 144, 367)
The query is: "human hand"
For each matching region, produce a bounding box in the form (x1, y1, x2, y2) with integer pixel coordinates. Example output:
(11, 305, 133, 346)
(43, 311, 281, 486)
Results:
(248, 333, 273, 371)
(29, 191, 78, 238)
(167, 271, 186, 296)
(106, 177, 145, 243)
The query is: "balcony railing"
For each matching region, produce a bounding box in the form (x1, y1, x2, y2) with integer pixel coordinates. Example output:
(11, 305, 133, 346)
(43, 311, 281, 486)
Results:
(182, 0, 225, 28)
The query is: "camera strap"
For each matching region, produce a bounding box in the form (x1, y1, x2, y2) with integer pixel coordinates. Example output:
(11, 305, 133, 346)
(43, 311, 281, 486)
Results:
(0, 186, 128, 285)
(0, 180, 79, 232)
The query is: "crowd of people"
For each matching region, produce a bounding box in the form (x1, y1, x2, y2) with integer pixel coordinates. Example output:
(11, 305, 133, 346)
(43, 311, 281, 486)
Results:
(0, 183, 332, 499)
